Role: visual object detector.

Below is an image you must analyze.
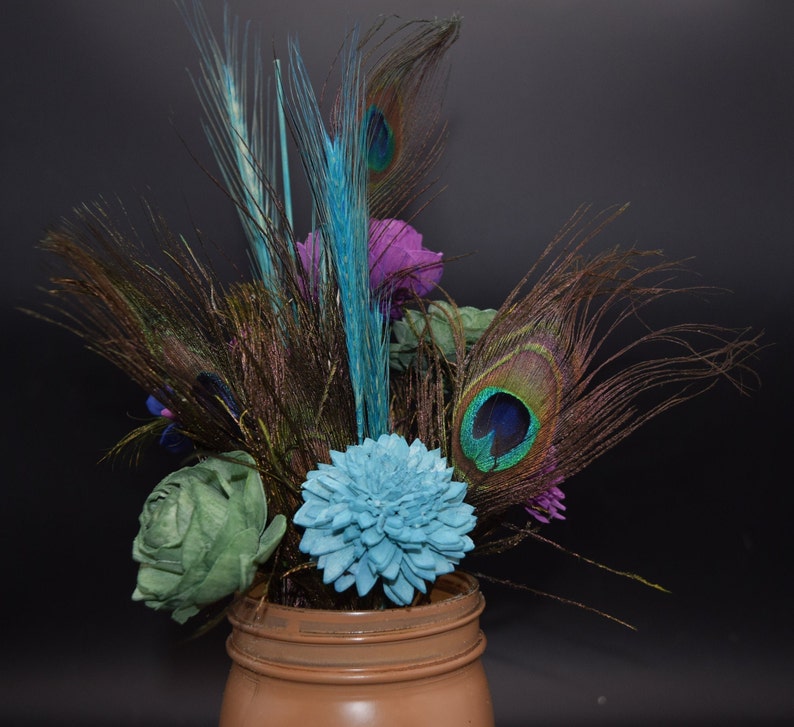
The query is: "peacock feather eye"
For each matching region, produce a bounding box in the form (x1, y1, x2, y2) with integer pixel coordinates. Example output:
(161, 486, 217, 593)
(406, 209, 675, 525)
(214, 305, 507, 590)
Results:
(460, 386, 540, 473)
(450, 341, 562, 487)
(364, 105, 396, 173)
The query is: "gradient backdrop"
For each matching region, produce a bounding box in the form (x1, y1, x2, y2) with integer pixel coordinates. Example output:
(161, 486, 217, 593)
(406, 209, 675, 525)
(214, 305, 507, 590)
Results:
(2, 1, 792, 725)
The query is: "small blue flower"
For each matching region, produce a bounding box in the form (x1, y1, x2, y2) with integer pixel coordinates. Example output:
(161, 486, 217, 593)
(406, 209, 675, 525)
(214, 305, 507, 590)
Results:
(145, 373, 239, 456)
(294, 434, 476, 606)
(146, 394, 192, 454)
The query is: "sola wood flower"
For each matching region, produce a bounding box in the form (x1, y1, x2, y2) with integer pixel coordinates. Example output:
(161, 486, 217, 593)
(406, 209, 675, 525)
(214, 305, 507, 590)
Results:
(369, 218, 443, 317)
(390, 302, 498, 371)
(146, 394, 192, 454)
(294, 433, 476, 606)
(526, 486, 567, 524)
(132, 451, 286, 623)
(297, 218, 443, 319)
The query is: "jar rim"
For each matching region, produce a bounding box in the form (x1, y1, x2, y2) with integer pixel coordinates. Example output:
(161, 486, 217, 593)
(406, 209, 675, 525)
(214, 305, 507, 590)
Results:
(227, 571, 483, 641)
(224, 571, 488, 684)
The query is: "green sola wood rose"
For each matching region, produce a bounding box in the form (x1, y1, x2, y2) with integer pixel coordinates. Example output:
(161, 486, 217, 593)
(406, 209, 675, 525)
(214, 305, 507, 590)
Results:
(390, 302, 498, 372)
(132, 451, 286, 623)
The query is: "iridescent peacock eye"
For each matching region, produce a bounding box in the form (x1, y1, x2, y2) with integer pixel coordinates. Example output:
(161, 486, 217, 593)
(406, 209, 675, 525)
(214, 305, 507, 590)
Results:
(365, 105, 395, 173)
(471, 391, 529, 451)
(460, 386, 540, 473)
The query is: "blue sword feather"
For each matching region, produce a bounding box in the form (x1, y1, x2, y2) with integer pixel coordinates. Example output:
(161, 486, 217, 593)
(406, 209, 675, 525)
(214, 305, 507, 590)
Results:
(285, 34, 390, 441)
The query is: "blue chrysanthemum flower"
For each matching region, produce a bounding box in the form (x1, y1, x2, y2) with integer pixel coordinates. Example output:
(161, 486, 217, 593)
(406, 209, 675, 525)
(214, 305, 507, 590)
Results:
(293, 433, 476, 606)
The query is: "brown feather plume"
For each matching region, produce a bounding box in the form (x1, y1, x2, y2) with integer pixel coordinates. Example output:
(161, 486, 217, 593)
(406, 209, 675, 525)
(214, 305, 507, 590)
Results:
(38, 200, 363, 605)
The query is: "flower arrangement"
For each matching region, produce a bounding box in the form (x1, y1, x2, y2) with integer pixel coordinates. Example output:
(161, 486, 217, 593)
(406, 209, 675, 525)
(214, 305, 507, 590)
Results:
(37, 5, 757, 625)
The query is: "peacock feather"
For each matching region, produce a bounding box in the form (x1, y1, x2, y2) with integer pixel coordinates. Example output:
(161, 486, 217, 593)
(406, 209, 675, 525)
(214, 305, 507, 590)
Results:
(387, 204, 759, 550)
(355, 16, 461, 220)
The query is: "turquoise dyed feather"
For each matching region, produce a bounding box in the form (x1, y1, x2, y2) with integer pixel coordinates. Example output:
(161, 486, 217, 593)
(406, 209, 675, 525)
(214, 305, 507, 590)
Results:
(181, 3, 284, 283)
(286, 35, 389, 441)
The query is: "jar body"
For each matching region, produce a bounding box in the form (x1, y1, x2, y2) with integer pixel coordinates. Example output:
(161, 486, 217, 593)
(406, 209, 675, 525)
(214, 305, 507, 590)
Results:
(219, 572, 494, 727)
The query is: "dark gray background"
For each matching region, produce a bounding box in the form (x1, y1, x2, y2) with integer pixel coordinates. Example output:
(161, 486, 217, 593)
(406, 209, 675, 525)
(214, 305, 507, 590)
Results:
(2, 1, 792, 724)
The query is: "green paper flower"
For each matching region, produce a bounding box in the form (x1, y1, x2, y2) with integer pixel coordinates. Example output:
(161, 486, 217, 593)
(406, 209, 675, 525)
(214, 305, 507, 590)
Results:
(390, 302, 497, 372)
(132, 451, 286, 623)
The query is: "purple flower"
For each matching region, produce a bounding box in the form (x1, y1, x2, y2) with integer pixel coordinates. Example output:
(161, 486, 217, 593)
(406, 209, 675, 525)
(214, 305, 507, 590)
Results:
(525, 485, 567, 525)
(297, 218, 443, 319)
(369, 219, 443, 317)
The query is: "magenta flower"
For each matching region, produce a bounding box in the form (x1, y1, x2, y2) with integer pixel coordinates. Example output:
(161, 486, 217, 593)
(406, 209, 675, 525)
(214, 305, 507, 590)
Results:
(297, 218, 443, 318)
